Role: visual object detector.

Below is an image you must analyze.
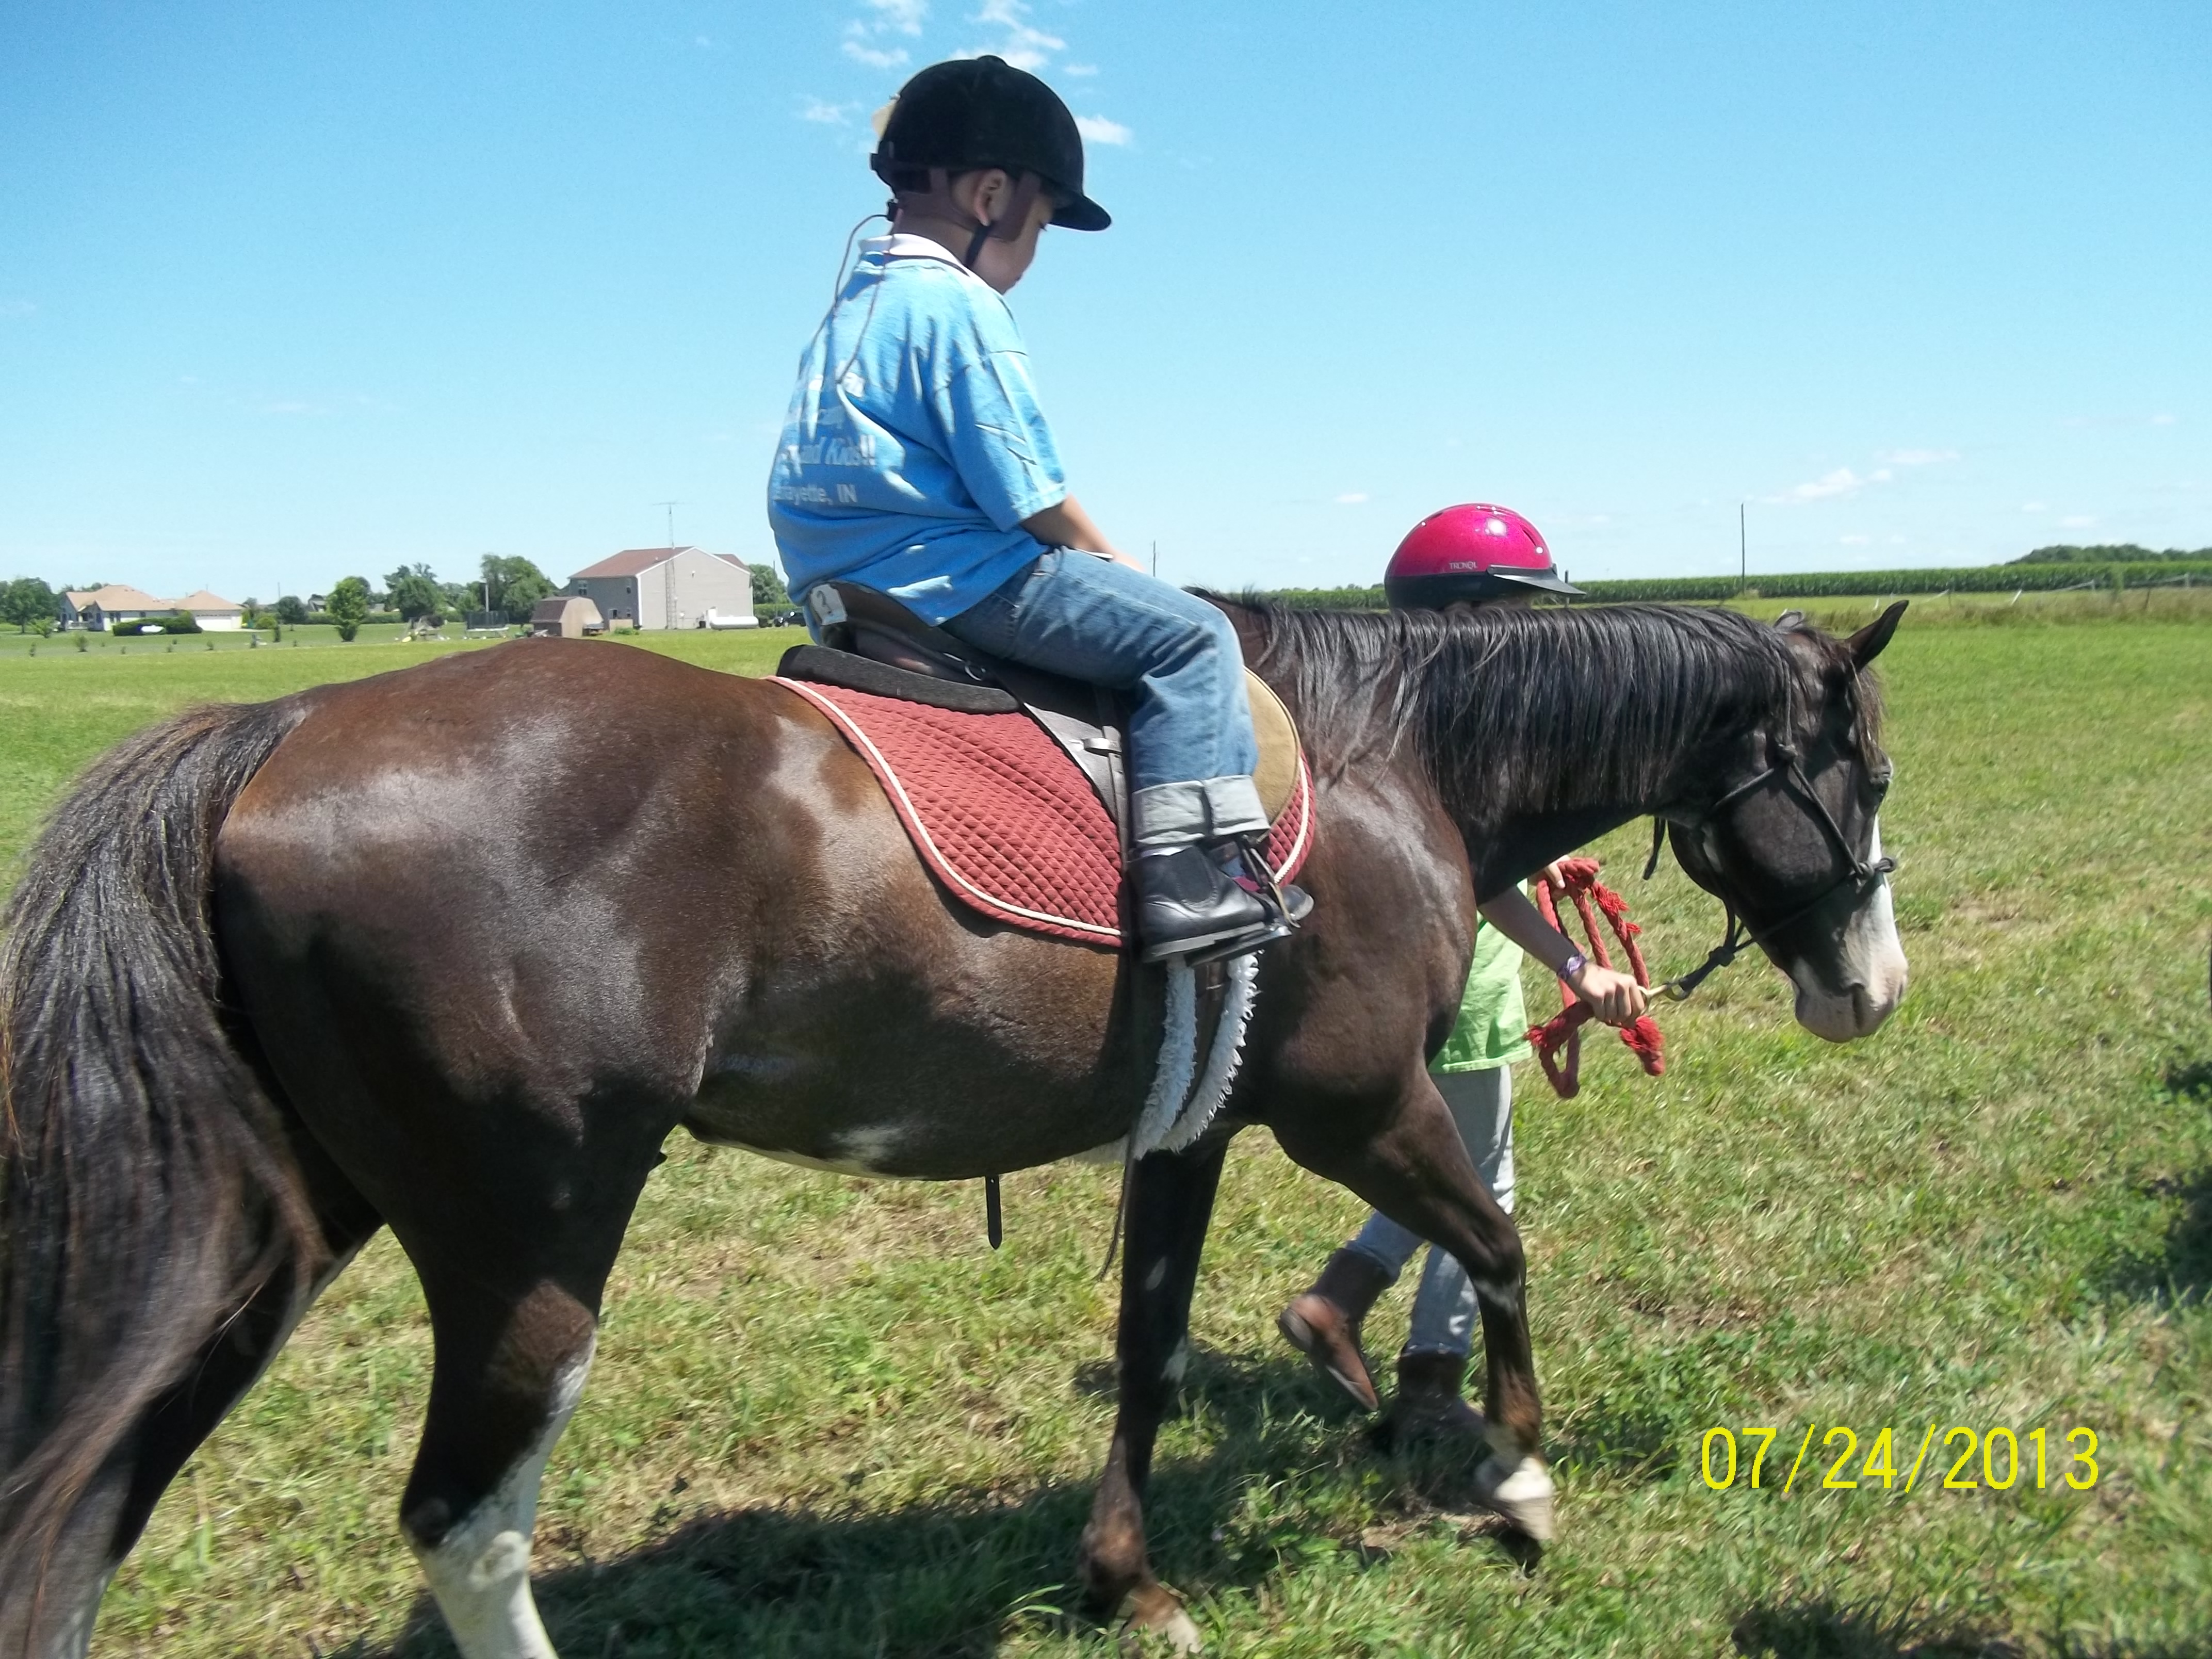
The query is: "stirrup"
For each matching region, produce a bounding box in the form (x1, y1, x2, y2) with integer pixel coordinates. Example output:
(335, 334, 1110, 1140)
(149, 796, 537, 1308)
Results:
(1234, 833, 1311, 928)
(1173, 916, 1294, 968)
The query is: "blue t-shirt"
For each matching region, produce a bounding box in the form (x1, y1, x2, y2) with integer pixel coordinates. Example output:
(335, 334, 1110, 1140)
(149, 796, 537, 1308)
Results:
(767, 235, 1067, 625)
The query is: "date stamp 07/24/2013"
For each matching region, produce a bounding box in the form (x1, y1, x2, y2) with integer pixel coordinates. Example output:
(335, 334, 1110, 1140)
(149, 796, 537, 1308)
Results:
(1698, 1424, 2101, 1495)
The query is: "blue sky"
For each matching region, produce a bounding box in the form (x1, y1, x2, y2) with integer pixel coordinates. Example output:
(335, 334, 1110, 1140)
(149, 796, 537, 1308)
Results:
(3, 1, 2206, 601)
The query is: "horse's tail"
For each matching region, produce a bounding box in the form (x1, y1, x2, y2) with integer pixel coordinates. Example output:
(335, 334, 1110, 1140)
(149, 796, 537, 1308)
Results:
(0, 696, 316, 1634)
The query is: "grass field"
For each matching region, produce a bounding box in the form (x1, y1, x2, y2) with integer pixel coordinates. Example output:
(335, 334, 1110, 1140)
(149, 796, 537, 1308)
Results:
(1, 608, 2206, 1656)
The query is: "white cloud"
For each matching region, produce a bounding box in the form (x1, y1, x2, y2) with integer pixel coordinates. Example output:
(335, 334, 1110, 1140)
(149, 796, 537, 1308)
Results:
(2060, 514, 2096, 529)
(1764, 452, 1930, 505)
(0, 299, 34, 318)
(1063, 62, 1098, 76)
(2022, 501, 2046, 512)
(1332, 492, 1369, 505)
(1840, 534, 1872, 545)
(839, 0, 924, 68)
(1776, 467, 1867, 502)
(1075, 114, 1131, 145)
(801, 97, 854, 124)
(2151, 413, 2178, 426)
(963, 0, 1065, 71)
(842, 35, 909, 68)
(866, 0, 928, 32)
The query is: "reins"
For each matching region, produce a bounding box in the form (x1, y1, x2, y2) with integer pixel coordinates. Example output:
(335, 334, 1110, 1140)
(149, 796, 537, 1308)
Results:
(1525, 859, 1666, 1099)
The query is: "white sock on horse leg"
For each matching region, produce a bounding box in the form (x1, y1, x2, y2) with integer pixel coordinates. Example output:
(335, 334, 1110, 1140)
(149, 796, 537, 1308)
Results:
(412, 1333, 596, 1659)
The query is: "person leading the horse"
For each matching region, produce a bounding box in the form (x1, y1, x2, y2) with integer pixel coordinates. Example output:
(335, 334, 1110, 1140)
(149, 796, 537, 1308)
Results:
(768, 55, 1301, 963)
(1276, 504, 1649, 1441)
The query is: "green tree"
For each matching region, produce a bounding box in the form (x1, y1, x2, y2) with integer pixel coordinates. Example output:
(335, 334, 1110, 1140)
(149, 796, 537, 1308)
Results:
(0, 576, 59, 633)
(385, 562, 444, 621)
(749, 561, 791, 611)
(327, 576, 372, 642)
(274, 594, 310, 625)
(481, 555, 554, 623)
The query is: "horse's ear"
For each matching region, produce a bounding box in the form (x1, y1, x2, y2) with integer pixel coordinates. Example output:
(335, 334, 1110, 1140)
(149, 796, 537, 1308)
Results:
(1847, 600, 1907, 666)
(1773, 609, 1807, 631)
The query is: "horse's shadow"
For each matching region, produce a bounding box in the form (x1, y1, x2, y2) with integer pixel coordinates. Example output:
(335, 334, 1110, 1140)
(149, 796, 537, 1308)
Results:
(2102, 1058, 2212, 1309)
(1730, 1598, 2027, 1657)
(342, 1347, 1521, 1658)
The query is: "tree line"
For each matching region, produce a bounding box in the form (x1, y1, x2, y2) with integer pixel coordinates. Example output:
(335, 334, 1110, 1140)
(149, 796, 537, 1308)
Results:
(2011, 543, 2212, 565)
(0, 555, 794, 638)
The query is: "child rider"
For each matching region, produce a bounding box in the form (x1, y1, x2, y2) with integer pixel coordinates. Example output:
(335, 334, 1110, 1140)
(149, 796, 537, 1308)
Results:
(767, 55, 1303, 963)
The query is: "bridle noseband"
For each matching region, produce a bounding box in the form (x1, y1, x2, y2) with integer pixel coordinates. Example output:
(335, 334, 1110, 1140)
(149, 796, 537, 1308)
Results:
(1647, 726, 1896, 1001)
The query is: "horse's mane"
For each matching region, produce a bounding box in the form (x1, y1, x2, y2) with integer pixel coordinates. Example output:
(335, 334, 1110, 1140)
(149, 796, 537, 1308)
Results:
(1225, 599, 1879, 822)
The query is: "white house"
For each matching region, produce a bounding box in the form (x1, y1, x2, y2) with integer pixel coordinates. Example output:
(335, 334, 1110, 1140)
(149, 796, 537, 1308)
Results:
(566, 547, 754, 631)
(61, 584, 247, 631)
(61, 585, 169, 631)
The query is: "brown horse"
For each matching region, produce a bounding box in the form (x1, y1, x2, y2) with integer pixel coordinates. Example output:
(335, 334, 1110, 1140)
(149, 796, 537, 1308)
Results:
(0, 598, 1906, 1657)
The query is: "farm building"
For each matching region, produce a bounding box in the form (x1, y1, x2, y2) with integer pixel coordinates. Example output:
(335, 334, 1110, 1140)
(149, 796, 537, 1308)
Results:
(529, 596, 606, 639)
(565, 546, 754, 631)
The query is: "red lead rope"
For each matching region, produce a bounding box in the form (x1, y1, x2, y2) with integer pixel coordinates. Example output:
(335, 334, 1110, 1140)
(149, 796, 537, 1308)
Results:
(1524, 857, 1666, 1099)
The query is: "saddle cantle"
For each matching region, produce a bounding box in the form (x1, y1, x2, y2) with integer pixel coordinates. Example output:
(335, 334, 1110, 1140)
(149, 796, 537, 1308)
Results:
(778, 581, 1302, 842)
(768, 581, 1313, 949)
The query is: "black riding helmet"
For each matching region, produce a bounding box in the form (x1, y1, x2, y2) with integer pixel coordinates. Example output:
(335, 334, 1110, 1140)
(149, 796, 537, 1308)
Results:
(870, 55, 1111, 232)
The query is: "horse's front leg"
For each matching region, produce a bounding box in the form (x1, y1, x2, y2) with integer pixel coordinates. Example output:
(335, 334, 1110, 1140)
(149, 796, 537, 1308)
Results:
(1275, 1078, 1555, 1542)
(1077, 1140, 1227, 1654)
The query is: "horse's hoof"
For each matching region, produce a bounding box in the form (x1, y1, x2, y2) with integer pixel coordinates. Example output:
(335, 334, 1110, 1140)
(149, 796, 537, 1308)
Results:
(1123, 1581, 1204, 1653)
(1472, 1452, 1556, 1543)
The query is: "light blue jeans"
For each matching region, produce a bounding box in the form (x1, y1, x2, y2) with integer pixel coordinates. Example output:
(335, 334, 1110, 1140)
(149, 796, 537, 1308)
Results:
(1346, 1065, 1516, 1359)
(942, 549, 1266, 847)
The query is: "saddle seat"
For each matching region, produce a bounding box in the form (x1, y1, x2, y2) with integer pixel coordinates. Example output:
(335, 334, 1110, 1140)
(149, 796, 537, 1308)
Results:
(777, 580, 1302, 838)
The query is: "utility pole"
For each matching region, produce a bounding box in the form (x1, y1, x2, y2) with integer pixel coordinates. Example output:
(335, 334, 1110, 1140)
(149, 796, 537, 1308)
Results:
(653, 501, 680, 549)
(1151, 540, 1158, 579)
(1739, 502, 1748, 593)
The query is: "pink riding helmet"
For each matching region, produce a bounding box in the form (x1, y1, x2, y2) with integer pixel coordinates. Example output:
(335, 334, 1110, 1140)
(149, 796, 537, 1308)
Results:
(1384, 503, 1583, 608)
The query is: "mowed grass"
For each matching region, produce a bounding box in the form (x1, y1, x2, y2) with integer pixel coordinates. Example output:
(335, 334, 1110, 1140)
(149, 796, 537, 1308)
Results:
(0, 612, 2203, 1656)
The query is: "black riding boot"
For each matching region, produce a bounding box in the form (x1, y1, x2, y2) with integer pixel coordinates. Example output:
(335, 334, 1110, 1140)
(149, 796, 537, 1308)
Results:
(1132, 842, 1296, 963)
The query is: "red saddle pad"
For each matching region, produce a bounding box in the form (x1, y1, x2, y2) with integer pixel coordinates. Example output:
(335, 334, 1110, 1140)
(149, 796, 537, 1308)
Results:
(772, 676, 1314, 948)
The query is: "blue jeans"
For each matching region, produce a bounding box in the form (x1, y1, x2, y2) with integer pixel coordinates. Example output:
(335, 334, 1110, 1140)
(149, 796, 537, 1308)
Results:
(1346, 1066, 1516, 1359)
(944, 549, 1266, 847)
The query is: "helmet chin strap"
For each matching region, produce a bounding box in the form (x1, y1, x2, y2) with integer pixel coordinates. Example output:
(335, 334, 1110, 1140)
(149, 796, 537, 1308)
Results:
(892, 168, 1045, 270)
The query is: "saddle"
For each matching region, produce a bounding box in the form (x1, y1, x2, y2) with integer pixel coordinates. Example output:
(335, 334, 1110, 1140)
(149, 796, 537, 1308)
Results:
(776, 581, 1302, 847)
(775, 583, 1309, 1168)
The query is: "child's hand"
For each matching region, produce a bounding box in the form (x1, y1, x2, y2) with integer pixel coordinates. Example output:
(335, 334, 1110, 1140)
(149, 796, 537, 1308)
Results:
(1565, 961, 1647, 1026)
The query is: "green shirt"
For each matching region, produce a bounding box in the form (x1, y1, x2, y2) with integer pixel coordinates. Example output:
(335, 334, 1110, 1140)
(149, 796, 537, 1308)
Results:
(1433, 905, 1533, 1073)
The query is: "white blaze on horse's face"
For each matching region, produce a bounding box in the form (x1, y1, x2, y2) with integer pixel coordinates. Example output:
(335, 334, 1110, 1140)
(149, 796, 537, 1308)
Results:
(1787, 815, 1908, 1042)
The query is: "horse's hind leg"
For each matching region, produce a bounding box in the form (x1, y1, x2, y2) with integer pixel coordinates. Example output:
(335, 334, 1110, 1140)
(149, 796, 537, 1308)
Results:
(1274, 1079, 1554, 1540)
(384, 1117, 668, 1659)
(404, 1278, 598, 1659)
(1077, 1142, 1227, 1655)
